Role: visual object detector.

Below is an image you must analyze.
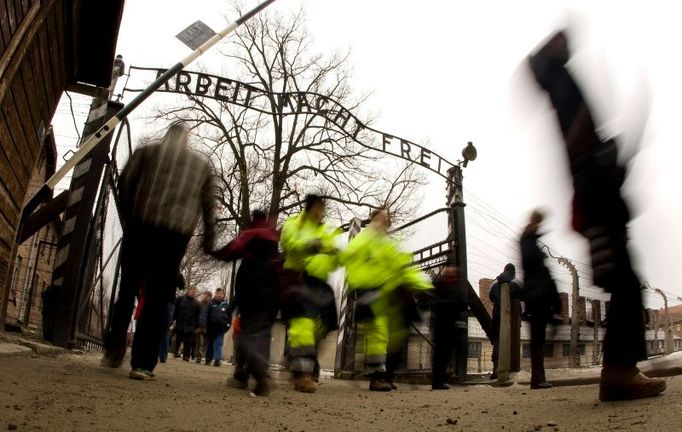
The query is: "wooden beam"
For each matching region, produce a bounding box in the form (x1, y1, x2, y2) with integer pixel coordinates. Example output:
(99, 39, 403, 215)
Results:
(0, 1, 40, 99)
(468, 280, 493, 339)
(18, 189, 67, 244)
(66, 83, 109, 97)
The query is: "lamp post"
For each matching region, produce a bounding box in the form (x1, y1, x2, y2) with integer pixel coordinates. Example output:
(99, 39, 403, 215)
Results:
(446, 141, 476, 384)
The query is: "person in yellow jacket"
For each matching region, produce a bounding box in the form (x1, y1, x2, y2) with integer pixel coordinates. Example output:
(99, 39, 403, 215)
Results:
(341, 208, 433, 391)
(280, 194, 341, 393)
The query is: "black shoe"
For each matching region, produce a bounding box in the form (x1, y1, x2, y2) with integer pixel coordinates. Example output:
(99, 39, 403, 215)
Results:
(213, 361, 221, 367)
(388, 381, 398, 390)
(182, 357, 190, 362)
(205, 360, 211, 366)
(432, 383, 450, 390)
(490, 372, 498, 380)
(530, 382, 553, 390)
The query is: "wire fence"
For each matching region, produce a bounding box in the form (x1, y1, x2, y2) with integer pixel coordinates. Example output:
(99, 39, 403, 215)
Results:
(75, 120, 131, 347)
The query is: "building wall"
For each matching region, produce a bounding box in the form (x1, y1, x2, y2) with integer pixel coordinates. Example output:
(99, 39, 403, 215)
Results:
(0, 0, 70, 322)
(478, 278, 494, 317)
(5, 143, 59, 329)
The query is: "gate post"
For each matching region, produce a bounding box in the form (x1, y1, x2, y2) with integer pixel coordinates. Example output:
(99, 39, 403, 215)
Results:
(47, 99, 123, 347)
(447, 166, 469, 383)
(510, 297, 522, 372)
(335, 217, 363, 376)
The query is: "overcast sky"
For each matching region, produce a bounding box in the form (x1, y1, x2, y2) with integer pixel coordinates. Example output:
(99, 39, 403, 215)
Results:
(51, 0, 682, 308)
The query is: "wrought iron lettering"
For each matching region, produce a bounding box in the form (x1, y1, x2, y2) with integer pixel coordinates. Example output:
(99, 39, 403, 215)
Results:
(127, 66, 458, 181)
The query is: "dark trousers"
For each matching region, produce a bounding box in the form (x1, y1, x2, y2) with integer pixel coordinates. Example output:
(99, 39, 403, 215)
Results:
(233, 337, 247, 377)
(105, 224, 189, 371)
(159, 329, 171, 362)
(175, 331, 195, 360)
(432, 318, 455, 385)
(491, 313, 500, 375)
(385, 350, 404, 383)
(158, 303, 174, 363)
(538, 59, 646, 368)
(529, 313, 549, 384)
(602, 243, 646, 367)
(235, 313, 274, 381)
(194, 331, 205, 360)
(432, 309, 468, 384)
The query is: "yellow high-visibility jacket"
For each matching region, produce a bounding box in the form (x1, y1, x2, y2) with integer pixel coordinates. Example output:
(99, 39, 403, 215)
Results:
(341, 225, 433, 293)
(280, 211, 341, 281)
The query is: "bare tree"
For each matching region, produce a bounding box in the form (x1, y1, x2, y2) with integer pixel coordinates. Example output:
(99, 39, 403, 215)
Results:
(154, 5, 425, 236)
(180, 236, 221, 290)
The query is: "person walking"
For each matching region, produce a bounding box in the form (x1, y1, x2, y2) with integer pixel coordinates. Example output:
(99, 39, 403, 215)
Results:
(203, 288, 230, 367)
(520, 210, 561, 390)
(527, 30, 666, 401)
(341, 208, 433, 391)
(488, 263, 523, 380)
(280, 195, 341, 393)
(215, 210, 280, 396)
(431, 263, 468, 389)
(174, 287, 201, 362)
(195, 291, 213, 363)
(101, 123, 217, 380)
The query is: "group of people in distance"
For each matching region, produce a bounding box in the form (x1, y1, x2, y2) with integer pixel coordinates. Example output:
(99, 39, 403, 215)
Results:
(97, 27, 667, 403)
(157, 286, 231, 367)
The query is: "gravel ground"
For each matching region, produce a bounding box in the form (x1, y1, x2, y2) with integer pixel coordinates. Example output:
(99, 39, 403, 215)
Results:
(1, 352, 680, 431)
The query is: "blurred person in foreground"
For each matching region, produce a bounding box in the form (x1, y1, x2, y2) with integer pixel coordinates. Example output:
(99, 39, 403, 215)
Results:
(101, 123, 217, 380)
(520, 210, 561, 390)
(527, 31, 665, 401)
(341, 208, 433, 391)
(488, 263, 523, 380)
(280, 195, 341, 393)
(214, 210, 280, 396)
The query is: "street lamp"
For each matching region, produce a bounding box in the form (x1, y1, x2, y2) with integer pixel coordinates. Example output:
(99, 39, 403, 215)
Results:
(446, 141, 477, 383)
(461, 141, 478, 167)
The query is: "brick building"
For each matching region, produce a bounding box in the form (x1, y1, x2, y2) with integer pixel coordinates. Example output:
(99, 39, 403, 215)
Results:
(5, 131, 60, 329)
(645, 305, 682, 355)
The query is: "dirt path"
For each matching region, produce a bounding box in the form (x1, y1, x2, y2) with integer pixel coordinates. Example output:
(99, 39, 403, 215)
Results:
(1, 352, 680, 431)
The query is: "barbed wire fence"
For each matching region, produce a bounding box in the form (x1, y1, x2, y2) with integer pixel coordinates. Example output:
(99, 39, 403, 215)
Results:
(75, 119, 132, 349)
